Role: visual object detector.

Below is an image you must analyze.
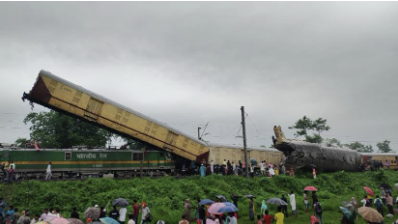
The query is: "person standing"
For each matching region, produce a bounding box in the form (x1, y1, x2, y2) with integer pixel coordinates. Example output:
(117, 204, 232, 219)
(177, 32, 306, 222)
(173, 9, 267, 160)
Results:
(288, 191, 297, 217)
(314, 202, 323, 224)
(109, 206, 119, 220)
(274, 207, 284, 224)
(6, 206, 15, 220)
(263, 210, 273, 224)
(39, 208, 48, 221)
(100, 206, 106, 218)
(8, 161, 15, 171)
(381, 187, 386, 205)
(127, 214, 135, 224)
(45, 162, 52, 181)
(210, 160, 214, 174)
(183, 199, 191, 223)
(386, 160, 390, 169)
(387, 193, 394, 216)
(119, 206, 127, 224)
(249, 198, 255, 221)
(198, 205, 206, 224)
(71, 207, 79, 219)
(304, 191, 309, 213)
(7, 165, 14, 184)
(0, 197, 7, 219)
(281, 195, 288, 218)
(374, 196, 384, 217)
(260, 161, 265, 176)
(133, 200, 139, 224)
(1, 163, 8, 181)
(200, 164, 206, 177)
(312, 168, 316, 179)
(140, 202, 150, 224)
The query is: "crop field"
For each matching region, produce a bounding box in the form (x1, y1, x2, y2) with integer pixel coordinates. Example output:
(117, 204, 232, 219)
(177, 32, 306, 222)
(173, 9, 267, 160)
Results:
(2, 169, 398, 224)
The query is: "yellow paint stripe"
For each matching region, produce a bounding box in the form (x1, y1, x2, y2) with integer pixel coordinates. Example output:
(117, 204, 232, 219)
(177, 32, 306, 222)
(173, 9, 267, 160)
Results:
(11, 160, 173, 165)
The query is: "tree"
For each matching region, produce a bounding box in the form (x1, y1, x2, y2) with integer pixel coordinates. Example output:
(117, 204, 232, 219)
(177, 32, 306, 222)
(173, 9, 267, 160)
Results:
(21, 111, 114, 148)
(289, 116, 331, 143)
(325, 138, 343, 148)
(376, 140, 392, 153)
(345, 142, 373, 153)
(14, 138, 31, 148)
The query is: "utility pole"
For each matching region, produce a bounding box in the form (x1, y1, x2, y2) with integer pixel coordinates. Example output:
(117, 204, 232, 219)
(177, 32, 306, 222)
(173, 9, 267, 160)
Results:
(198, 127, 202, 140)
(241, 106, 249, 178)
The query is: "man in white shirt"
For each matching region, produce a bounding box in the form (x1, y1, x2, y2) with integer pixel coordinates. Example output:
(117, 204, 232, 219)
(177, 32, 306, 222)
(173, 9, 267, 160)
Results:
(288, 191, 297, 217)
(119, 207, 127, 224)
(260, 161, 265, 176)
(45, 162, 52, 180)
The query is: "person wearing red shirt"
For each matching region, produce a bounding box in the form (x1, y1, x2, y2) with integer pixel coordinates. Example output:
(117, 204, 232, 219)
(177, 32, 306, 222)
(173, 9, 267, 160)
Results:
(263, 210, 274, 224)
(133, 200, 139, 224)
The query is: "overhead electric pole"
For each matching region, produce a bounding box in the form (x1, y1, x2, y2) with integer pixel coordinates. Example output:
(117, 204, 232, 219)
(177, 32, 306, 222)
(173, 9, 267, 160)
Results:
(241, 106, 249, 178)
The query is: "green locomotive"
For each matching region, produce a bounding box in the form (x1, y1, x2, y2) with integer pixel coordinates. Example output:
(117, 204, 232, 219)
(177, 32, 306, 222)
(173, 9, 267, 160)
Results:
(0, 148, 175, 180)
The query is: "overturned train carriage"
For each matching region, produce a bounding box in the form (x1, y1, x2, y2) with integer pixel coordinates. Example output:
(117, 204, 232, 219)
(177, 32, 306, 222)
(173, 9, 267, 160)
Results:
(273, 126, 362, 171)
(23, 70, 210, 163)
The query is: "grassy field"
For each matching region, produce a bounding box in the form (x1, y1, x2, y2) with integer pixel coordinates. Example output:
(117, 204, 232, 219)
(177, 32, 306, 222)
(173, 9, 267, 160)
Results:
(1, 169, 398, 224)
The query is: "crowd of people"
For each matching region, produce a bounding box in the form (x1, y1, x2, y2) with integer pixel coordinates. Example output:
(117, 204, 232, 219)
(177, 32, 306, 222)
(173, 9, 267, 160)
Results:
(0, 198, 152, 224)
(196, 159, 296, 178)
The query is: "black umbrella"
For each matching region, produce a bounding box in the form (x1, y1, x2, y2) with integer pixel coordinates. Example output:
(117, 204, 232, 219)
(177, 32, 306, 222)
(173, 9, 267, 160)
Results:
(244, 194, 256, 198)
(379, 183, 392, 190)
(216, 195, 227, 202)
(112, 198, 129, 207)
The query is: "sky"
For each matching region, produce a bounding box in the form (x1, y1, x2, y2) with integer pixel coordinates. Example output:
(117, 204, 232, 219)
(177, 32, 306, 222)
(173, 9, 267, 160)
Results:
(0, 2, 397, 151)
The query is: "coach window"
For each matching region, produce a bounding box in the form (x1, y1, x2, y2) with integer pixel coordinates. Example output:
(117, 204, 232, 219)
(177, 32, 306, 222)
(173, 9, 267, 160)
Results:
(65, 152, 71, 160)
(132, 153, 143, 161)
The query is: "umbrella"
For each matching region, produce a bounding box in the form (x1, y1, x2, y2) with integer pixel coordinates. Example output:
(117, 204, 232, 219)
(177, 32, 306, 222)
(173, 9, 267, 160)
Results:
(206, 219, 217, 224)
(250, 158, 257, 165)
(244, 194, 256, 198)
(91, 221, 104, 224)
(216, 195, 227, 202)
(50, 218, 70, 224)
(358, 207, 383, 223)
(208, 203, 226, 215)
(84, 207, 101, 220)
(379, 183, 392, 190)
(304, 186, 318, 191)
(223, 202, 237, 208)
(218, 205, 238, 213)
(266, 198, 288, 206)
(100, 217, 119, 224)
(44, 216, 57, 222)
(363, 186, 374, 196)
(199, 199, 214, 205)
(112, 198, 129, 207)
(339, 206, 352, 220)
(67, 218, 84, 224)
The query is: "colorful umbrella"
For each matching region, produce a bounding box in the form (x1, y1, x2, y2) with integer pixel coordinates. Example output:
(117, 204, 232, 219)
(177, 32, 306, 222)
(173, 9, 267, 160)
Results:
(50, 218, 70, 224)
(67, 218, 84, 224)
(304, 186, 318, 191)
(266, 198, 288, 206)
(223, 202, 237, 208)
(363, 186, 374, 196)
(218, 205, 238, 213)
(339, 206, 352, 220)
(208, 203, 226, 215)
(358, 207, 383, 223)
(199, 199, 214, 205)
(100, 217, 119, 224)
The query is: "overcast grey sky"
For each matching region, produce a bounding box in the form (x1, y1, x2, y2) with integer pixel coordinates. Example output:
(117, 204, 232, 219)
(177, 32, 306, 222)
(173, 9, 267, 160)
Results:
(0, 2, 397, 151)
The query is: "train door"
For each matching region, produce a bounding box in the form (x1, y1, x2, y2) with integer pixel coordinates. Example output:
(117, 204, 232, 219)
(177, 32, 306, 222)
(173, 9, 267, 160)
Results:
(84, 98, 104, 122)
(158, 152, 165, 168)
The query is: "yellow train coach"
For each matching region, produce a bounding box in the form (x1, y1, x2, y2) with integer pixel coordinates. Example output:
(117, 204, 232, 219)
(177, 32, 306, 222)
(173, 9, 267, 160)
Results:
(23, 70, 210, 163)
(208, 144, 284, 166)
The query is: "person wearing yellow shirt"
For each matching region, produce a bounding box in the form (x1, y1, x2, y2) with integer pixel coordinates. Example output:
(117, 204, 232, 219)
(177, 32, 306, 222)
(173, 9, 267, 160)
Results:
(274, 207, 284, 224)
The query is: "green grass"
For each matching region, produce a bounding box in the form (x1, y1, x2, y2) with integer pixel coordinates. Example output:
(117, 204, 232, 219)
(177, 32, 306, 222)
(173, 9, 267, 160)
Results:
(1, 169, 398, 223)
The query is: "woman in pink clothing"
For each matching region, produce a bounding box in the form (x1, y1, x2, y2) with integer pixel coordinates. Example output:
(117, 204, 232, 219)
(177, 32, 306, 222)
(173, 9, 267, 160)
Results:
(310, 214, 319, 224)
